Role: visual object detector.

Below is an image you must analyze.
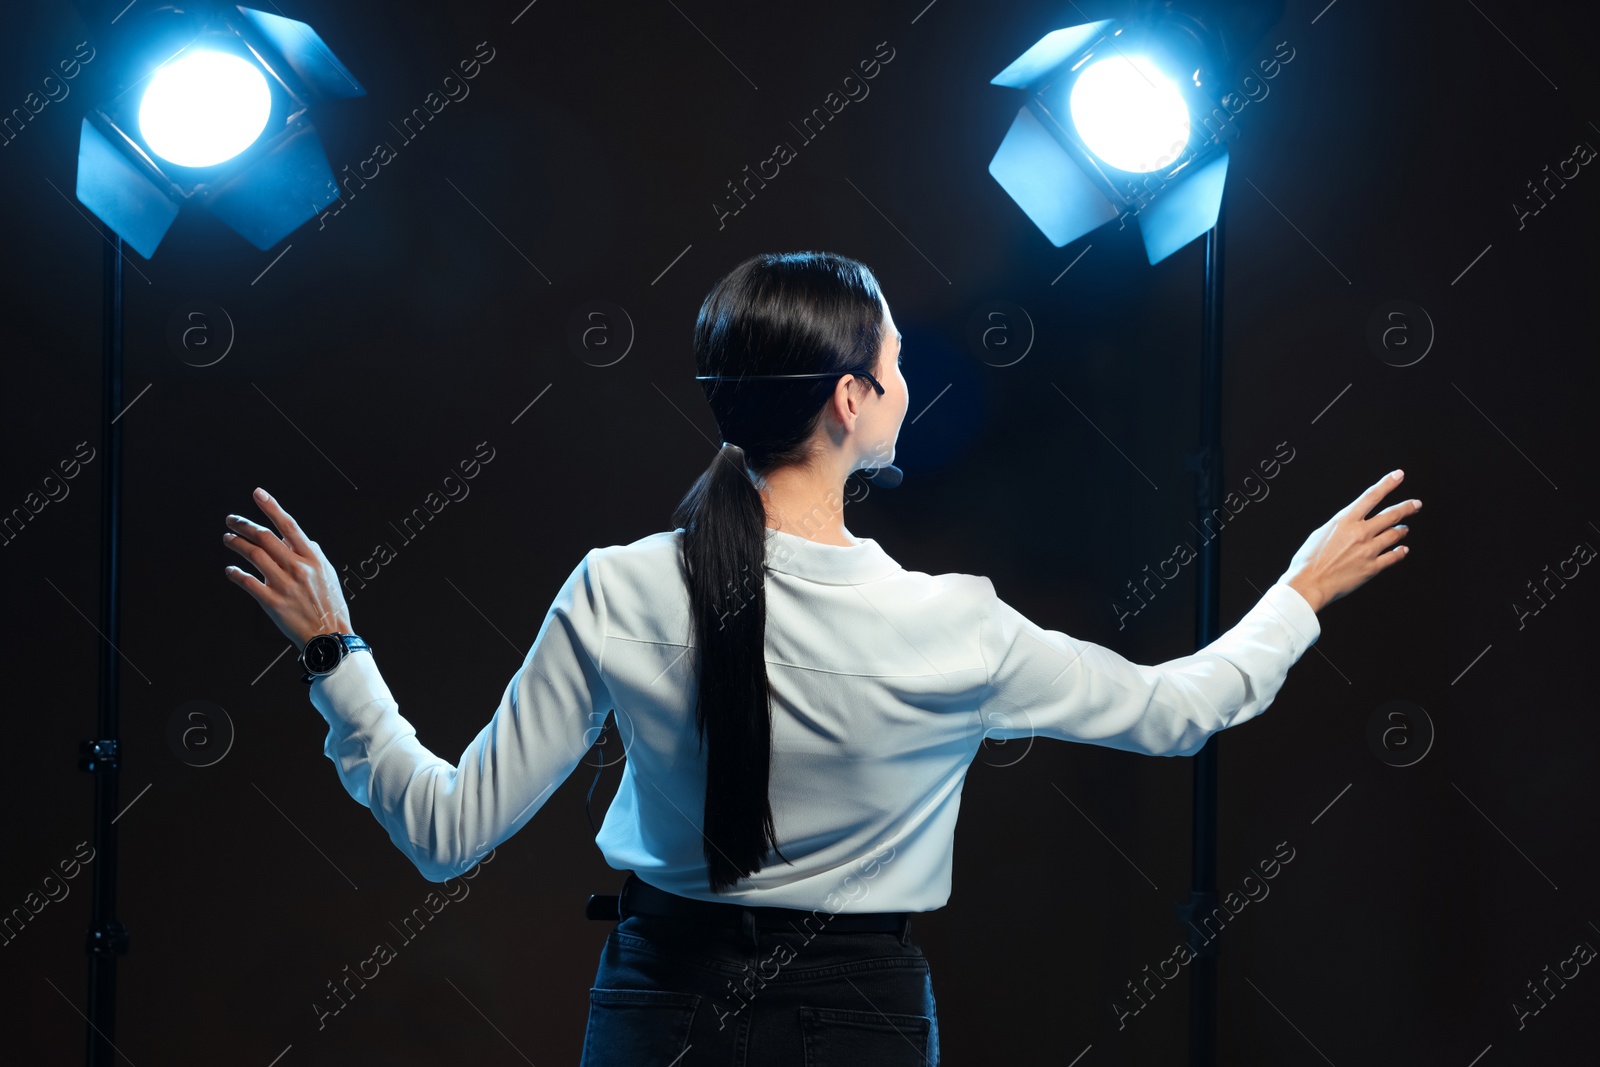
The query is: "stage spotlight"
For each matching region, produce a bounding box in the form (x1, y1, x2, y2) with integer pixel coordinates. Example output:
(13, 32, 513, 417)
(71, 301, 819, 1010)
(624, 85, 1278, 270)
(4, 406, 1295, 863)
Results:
(988, 9, 1250, 264)
(138, 50, 273, 168)
(1068, 55, 1190, 174)
(986, 7, 1291, 1066)
(76, 4, 364, 259)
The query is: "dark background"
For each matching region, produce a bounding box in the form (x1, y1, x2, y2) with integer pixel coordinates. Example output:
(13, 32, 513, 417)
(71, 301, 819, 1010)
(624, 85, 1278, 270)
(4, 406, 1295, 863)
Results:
(3, 0, 1597, 1063)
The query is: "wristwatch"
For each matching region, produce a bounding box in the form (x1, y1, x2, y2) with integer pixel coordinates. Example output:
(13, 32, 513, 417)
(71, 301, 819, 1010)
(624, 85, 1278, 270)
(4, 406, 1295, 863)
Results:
(299, 633, 372, 684)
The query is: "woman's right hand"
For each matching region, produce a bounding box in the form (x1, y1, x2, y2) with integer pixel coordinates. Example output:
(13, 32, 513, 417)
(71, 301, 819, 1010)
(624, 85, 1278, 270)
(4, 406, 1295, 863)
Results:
(1276, 469, 1420, 613)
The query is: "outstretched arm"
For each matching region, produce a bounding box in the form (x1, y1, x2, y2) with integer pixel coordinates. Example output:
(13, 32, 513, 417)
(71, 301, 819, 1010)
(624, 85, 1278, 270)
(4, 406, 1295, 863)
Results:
(223, 489, 610, 881)
(309, 552, 611, 881)
(977, 580, 1321, 758)
(974, 467, 1424, 758)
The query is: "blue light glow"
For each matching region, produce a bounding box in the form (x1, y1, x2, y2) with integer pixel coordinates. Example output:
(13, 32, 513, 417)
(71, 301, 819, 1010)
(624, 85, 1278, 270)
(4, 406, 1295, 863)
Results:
(138, 51, 272, 168)
(1068, 55, 1190, 173)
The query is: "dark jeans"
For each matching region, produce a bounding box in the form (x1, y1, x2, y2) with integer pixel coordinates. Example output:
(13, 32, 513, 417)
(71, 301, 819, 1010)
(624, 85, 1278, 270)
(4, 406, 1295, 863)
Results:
(580, 908, 941, 1066)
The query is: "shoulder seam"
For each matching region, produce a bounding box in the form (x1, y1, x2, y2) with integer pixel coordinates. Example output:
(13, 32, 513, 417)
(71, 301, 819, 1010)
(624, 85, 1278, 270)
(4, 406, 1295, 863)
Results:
(976, 578, 994, 700)
(585, 547, 610, 677)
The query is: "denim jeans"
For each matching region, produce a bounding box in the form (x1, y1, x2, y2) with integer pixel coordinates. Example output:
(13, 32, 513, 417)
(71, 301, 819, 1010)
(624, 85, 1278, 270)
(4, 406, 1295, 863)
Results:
(579, 909, 940, 1066)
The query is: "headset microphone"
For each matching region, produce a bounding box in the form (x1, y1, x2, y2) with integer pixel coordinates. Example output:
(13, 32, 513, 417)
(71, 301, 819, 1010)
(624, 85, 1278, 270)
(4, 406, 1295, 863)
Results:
(860, 463, 904, 488)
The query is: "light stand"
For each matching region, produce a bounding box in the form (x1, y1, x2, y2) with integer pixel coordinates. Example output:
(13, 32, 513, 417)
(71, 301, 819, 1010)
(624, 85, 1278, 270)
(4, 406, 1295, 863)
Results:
(68, 2, 365, 1059)
(1176, 197, 1227, 1067)
(80, 230, 127, 1067)
(985, 5, 1285, 1061)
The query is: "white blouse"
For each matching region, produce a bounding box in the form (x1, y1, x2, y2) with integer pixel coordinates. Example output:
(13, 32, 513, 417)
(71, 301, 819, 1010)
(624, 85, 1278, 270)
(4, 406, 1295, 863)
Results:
(310, 525, 1320, 912)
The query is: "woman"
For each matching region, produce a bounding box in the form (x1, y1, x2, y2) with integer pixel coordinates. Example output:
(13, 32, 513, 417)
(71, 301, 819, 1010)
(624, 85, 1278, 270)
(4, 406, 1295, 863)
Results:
(221, 251, 1420, 1065)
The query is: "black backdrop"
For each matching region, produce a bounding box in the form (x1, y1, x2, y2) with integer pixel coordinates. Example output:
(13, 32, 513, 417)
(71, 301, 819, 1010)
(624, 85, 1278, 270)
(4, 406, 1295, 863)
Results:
(3, 0, 1598, 1063)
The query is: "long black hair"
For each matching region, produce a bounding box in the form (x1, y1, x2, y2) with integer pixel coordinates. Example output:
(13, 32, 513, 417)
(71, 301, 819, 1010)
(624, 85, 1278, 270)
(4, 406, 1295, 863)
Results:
(671, 251, 887, 893)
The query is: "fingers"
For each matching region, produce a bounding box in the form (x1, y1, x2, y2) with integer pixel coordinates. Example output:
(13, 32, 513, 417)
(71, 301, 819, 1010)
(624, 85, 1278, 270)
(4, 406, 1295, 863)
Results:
(223, 524, 288, 581)
(252, 487, 316, 556)
(1350, 469, 1405, 518)
(1375, 521, 1412, 566)
(224, 561, 274, 601)
(225, 487, 318, 574)
(1368, 497, 1422, 529)
(1376, 523, 1409, 550)
(224, 513, 295, 573)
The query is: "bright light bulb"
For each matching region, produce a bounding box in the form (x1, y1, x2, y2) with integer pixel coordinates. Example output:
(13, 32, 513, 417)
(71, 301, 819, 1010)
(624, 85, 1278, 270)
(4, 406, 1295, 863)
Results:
(1069, 55, 1191, 174)
(139, 51, 272, 168)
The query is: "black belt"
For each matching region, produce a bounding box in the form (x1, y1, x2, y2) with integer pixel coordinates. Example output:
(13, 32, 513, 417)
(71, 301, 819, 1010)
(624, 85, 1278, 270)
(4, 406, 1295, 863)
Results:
(587, 873, 913, 937)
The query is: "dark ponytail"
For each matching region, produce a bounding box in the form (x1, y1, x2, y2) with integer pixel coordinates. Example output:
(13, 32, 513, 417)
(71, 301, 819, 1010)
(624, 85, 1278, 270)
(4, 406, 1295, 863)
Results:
(672, 251, 887, 893)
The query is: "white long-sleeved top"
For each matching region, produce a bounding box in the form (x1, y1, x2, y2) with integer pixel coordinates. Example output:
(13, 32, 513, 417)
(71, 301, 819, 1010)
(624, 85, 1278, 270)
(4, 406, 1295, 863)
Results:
(309, 526, 1320, 911)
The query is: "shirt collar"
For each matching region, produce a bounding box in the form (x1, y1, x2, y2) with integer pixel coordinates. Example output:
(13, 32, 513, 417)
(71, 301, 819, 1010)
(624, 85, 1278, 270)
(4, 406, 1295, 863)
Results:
(670, 526, 901, 586)
(761, 526, 901, 585)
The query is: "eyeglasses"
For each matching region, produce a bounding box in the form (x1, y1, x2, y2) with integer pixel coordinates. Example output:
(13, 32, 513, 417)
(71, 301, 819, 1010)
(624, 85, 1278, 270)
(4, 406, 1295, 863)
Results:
(693, 370, 885, 396)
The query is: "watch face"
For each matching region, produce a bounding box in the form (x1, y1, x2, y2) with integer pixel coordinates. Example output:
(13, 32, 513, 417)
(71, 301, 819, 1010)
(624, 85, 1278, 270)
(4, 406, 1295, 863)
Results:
(304, 634, 343, 673)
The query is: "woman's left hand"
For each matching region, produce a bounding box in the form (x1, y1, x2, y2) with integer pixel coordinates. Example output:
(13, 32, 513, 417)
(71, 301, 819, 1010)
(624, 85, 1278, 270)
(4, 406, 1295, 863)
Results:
(223, 487, 353, 652)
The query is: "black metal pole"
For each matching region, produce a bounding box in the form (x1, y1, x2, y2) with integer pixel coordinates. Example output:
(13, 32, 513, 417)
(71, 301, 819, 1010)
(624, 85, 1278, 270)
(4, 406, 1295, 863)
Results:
(82, 230, 128, 1066)
(1181, 198, 1226, 1067)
